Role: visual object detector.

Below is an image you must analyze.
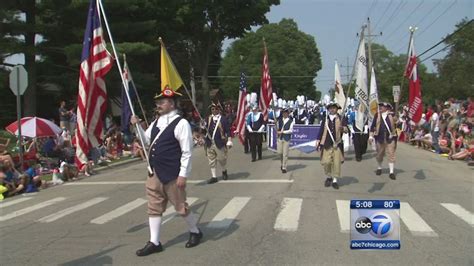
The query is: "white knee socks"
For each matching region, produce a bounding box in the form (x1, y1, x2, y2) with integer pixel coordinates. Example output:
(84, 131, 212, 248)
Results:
(210, 167, 217, 178)
(183, 212, 200, 233)
(377, 161, 383, 169)
(149, 216, 162, 245)
(388, 163, 394, 174)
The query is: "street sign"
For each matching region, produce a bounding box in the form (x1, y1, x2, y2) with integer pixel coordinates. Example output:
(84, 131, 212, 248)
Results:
(392, 85, 400, 103)
(9, 65, 28, 96)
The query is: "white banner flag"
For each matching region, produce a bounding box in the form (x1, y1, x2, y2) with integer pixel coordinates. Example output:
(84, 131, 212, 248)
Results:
(334, 61, 346, 113)
(354, 38, 368, 130)
(368, 66, 379, 125)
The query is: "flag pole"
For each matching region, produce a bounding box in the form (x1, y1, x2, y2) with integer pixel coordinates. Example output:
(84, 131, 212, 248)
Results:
(341, 25, 365, 114)
(123, 54, 149, 127)
(398, 27, 416, 115)
(158, 37, 204, 121)
(98, 0, 152, 174)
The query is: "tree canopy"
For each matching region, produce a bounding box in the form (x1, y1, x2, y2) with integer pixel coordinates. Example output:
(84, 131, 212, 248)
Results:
(219, 19, 322, 100)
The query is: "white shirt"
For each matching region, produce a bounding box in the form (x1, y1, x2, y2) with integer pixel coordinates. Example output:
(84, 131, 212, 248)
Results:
(138, 110, 193, 178)
(381, 111, 389, 120)
(430, 112, 439, 132)
(329, 114, 337, 121)
(281, 117, 295, 134)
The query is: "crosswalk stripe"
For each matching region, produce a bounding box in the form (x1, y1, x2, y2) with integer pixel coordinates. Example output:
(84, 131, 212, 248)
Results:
(0, 197, 66, 222)
(274, 197, 303, 231)
(207, 197, 251, 229)
(441, 203, 474, 227)
(0, 197, 33, 208)
(90, 198, 147, 225)
(38, 197, 108, 223)
(336, 200, 350, 233)
(400, 202, 437, 237)
(162, 197, 199, 224)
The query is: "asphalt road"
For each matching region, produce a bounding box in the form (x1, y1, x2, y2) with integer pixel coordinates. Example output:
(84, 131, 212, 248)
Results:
(0, 142, 473, 266)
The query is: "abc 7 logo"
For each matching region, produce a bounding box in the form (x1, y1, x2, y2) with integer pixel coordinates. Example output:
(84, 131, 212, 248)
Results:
(354, 212, 393, 238)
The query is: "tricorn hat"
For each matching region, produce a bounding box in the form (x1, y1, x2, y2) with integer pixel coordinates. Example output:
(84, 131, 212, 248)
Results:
(154, 86, 183, 100)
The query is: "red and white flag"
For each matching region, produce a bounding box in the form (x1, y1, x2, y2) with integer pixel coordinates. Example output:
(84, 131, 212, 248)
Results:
(235, 71, 248, 144)
(405, 34, 423, 123)
(259, 40, 273, 120)
(75, 0, 113, 169)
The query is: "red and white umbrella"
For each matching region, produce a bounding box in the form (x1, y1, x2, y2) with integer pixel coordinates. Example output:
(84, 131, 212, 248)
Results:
(6, 117, 63, 138)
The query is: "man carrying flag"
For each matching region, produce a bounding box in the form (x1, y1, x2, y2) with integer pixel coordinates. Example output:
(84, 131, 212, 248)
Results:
(132, 39, 202, 256)
(259, 38, 273, 121)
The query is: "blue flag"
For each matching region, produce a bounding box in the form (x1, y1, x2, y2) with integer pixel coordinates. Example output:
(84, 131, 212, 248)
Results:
(121, 60, 136, 134)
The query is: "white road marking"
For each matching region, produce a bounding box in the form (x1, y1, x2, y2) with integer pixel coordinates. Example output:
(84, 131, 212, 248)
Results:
(38, 197, 108, 223)
(207, 197, 251, 229)
(64, 179, 294, 185)
(0, 197, 66, 222)
(441, 203, 474, 227)
(274, 197, 303, 231)
(400, 202, 437, 237)
(90, 198, 147, 225)
(0, 197, 33, 208)
(336, 200, 350, 233)
(162, 197, 199, 224)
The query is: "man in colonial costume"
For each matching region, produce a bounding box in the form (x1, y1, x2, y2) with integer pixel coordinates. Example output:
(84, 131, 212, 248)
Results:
(369, 102, 398, 180)
(316, 102, 348, 189)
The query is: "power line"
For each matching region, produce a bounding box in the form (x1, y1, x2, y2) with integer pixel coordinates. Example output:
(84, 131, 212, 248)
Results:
(376, 0, 407, 33)
(419, 43, 453, 63)
(381, 0, 426, 43)
(365, 0, 377, 19)
(372, 0, 394, 30)
(393, 0, 444, 53)
(416, 0, 458, 38)
(417, 19, 473, 58)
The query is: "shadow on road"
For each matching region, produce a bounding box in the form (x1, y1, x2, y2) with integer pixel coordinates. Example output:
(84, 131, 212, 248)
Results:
(368, 182, 386, 193)
(59, 245, 124, 266)
(286, 164, 306, 172)
(338, 176, 359, 187)
(413, 169, 427, 180)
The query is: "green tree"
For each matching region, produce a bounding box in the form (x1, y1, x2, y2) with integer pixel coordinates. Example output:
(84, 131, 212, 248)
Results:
(219, 19, 322, 100)
(434, 18, 474, 99)
(172, 0, 280, 110)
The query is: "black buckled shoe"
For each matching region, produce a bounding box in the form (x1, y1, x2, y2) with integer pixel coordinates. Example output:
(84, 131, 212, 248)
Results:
(376, 169, 382, 176)
(207, 177, 218, 184)
(185, 230, 203, 248)
(332, 182, 339, 190)
(222, 170, 228, 180)
(324, 178, 332, 187)
(389, 173, 396, 180)
(136, 241, 163, 257)
(282, 169, 287, 174)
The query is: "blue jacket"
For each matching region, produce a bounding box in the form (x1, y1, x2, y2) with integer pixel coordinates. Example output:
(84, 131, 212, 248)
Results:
(205, 115, 230, 149)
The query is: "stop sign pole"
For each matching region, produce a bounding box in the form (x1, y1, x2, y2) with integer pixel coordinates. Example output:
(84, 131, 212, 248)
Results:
(9, 65, 28, 171)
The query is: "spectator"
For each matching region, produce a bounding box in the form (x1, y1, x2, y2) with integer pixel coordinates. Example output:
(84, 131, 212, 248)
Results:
(430, 104, 441, 154)
(24, 160, 44, 192)
(59, 100, 71, 131)
(42, 136, 61, 158)
(59, 161, 78, 181)
(69, 106, 77, 135)
(131, 138, 145, 161)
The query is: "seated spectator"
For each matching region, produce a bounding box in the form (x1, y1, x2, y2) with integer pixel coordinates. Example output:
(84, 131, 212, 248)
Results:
(24, 160, 44, 192)
(131, 138, 145, 161)
(59, 161, 78, 181)
(410, 127, 424, 148)
(1, 163, 27, 196)
(421, 129, 433, 150)
(42, 136, 61, 158)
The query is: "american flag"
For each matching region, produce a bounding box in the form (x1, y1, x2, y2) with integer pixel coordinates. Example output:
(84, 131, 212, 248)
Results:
(259, 41, 273, 120)
(75, 0, 113, 168)
(235, 71, 248, 144)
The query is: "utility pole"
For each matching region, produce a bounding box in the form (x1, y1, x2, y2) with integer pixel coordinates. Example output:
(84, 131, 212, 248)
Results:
(366, 17, 382, 81)
(339, 56, 352, 84)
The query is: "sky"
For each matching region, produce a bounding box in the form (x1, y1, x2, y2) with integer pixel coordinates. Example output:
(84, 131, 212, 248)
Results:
(223, 0, 473, 95)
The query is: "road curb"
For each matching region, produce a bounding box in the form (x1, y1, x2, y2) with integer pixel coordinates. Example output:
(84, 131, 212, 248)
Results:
(94, 157, 142, 172)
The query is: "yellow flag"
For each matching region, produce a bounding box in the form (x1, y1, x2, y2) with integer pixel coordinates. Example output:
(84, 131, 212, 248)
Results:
(160, 39, 184, 92)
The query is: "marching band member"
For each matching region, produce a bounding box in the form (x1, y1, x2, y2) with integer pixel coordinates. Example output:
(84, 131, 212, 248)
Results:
(277, 106, 295, 173)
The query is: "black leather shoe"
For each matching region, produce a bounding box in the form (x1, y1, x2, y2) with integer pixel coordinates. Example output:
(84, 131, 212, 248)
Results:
(222, 170, 228, 180)
(207, 177, 218, 184)
(185, 230, 203, 248)
(356, 157, 362, 162)
(389, 173, 396, 180)
(251, 159, 256, 162)
(282, 169, 287, 173)
(376, 169, 382, 176)
(324, 178, 332, 187)
(332, 182, 339, 190)
(258, 157, 262, 160)
(136, 241, 163, 257)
